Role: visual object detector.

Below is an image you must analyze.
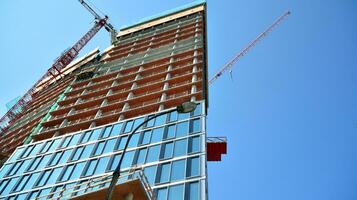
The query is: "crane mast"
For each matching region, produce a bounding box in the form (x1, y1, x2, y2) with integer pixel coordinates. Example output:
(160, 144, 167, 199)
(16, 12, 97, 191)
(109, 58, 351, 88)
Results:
(0, 1, 117, 134)
(209, 11, 291, 85)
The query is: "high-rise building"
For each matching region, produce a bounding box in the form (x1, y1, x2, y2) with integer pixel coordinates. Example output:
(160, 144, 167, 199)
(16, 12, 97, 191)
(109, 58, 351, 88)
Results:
(0, 1, 226, 199)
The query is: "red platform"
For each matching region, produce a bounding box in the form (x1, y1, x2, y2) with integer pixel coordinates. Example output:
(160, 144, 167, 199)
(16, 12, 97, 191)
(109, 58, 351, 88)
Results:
(207, 137, 227, 161)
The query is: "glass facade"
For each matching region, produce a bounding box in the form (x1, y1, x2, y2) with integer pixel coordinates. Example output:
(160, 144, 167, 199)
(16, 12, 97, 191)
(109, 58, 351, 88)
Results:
(0, 102, 206, 200)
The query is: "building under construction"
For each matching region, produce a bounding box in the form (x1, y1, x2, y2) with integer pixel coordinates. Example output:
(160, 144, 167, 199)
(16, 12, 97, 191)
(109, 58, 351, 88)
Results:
(0, 1, 227, 199)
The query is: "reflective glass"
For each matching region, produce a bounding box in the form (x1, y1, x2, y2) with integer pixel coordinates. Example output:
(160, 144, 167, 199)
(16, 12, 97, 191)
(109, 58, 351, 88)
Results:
(27, 156, 41, 171)
(159, 163, 171, 183)
(37, 187, 51, 199)
(0, 164, 11, 179)
(122, 151, 134, 168)
(27, 191, 39, 200)
(191, 119, 201, 133)
(58, 149, 72, 164)
(171, 159, 185, 181)
(79, 144, 95, 160)
(93, 141, 105, 156)
(28, 144, 42, 157)
(0, 179, 9, 195)
(39, 141, 52, 154)
(133, 117, 145, 130)
(89, 128, 102, 142)
(168, 111, 178, 122)
(124, 120, 133, 133)
(188, 181, 199, 200)
(48, 138, 62, 151)
(163, 142, 174, 159)
(80, 131, 92, 143)
(117, 136, 127, 150)
(21, 146, 34, 158)
(8, 148, 25, 162)
(71, 146, 84, 161)
(36, 170, 51, 187)
(174, 139, 187, 157)
(192, 103, 201, 116)
(141, 131, 151, 145)
(47, 167, 63, 184)
(60, 165, 74, 181)
(17, 159, 32, 174)
(94, 156, 110, 175)
(146, 145, 160, 163)
(101, 126, 112, 138)
(84, 159, 97, 176)
(157, 188, 168, 200)
(188, 157, 199, 177)
(49, 152, 62, 166)
(108, 154, 121, 171)
(189, 136, 200, 153)
(59, 136, 71, 148)
(69, 162, 86, 180)
(178, 112, 190, 120)
(102, 138, 117, 154)
(128, 133, 140, 148)
(36, 154, 51, 169)
(155, 114, 167, 126)
(13, 174, 30, 192)
(68, 133, 81, 147)
(166, 125, 176, 139)
(168, 184, 184, 200)
(23, 172, 40, 190)
(7, 161, 21, 176)
(15, 193, 27, 200)
(1, 177, 19, 195)
(136, 148, 147, 165)
(176, 121, 189, 137)
(144, 165, 157, 185)
(151, 127, 164, 143)
(146, 115, 155, 127)
(110, 123, 122, 136)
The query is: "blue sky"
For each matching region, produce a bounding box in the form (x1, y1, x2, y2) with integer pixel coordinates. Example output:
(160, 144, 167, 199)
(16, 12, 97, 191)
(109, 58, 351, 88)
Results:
(1, 0, 357, 199)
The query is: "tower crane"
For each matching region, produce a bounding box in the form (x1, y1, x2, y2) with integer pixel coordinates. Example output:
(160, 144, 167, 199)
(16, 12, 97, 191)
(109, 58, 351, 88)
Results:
(209, 11, 291, 85)
(0, 0, 117, 134)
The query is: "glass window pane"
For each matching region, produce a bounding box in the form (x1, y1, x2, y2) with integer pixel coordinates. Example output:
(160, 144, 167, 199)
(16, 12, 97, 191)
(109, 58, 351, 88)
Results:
(144, 165, 157, 185)
(21, 146, 34, 158)
(84, 159, 98, 176)
(141, 131, 151, 145)
(188, 157, 200, 177)
(169, 111, 178, 122)
(49, 152, 62, 166)
(7, 161, 21, 176)
(101, 126, 112, 138)
(157, 188, 168, 200)
(0, 164, 11, 179)
(133, 117, 145, 131)
(192, 102, 201, 116)
(174, 139, 187, 157)
(93, 141, 105, 156)
(1, 177, 19, 196)
(103, 138, 117, 154)
(48, 138, 62, 152)
(28, 144, 42, 157)
(178, 112, 190, 120)
(36, 170, 51, 187)
(8, 147, 25, 162)
(166, 125, 175, 139)
(171, 160, 185, 181)
(124, 120, 133, 133)
(122, 151, 134, 168)
(17, 159, 32, 174)
(94, 156, 110, 175)
(71, 146, 84, 161)
(89, 128, 102, 142)
(27, 156, 41, 171)
(79, 144, 95, 160)
(40, 141, 52, 154)
(47, 167, 63, 184)
(146, 145, 160, 163)
(159, 163, 171, 183)
(23, 172, 40, 190)
(80, 131, 92, 143)
(188, 182, 199, 200)
(37, 187, 51, 199)
(176, 121, 189, 137)
(27, 191, 39, 200)
(58, 149, 73, 164)
(108, 154, 121, 171)
(145, 115, 155, 128)
(128, 133, 140, 148)
(16, 193, 27, 200)
(68, 133, 81, 147)
(151, 127, 164, 143)
(155, 114, 167, 126)
(59, 165, 74, 182)
(69, 162, 86, 180)
(168, 184, 184, 200)
(110, 123, 122, 137)
(13, 175, 30, 192)
(136, 148, 147, 165)
(117, 136, 128, 150)
(36, 154, 51, 169)
(59, 136, 72, 148)
(191, 119, 201, 133)
(189, 136, 200, 153)
(163, 142, 173, 159)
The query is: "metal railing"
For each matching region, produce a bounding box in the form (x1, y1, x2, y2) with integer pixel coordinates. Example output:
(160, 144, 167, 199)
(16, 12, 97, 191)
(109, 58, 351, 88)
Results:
(34, 169, 154, 200)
